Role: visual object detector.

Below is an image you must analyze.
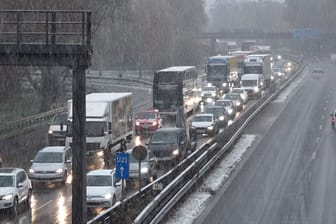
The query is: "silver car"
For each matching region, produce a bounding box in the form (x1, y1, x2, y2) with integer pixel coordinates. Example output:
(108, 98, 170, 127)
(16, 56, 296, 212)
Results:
(232, 88, 248, 104)
(28, 146, 72, 186)
(126, 149, 159, 183)
(86, 169, 122, 208)
(0, 168, 32, 218)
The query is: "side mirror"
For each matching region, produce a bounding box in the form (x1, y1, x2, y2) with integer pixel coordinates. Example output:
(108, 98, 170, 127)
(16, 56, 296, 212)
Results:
(180, 141, 185, 145)
(17, 182, 24, 188)
(30, 160, 34, 163)
(66, 159, 72, 163)
(145, 142, 149, 146)
(114, 181, 121, 187)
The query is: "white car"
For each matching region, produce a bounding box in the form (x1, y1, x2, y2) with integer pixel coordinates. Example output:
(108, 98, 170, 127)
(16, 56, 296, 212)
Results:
(0, 168, 32, 218)
(28, 146, 72, 186)
(232, 88, 248, 104)
(201, 85, 217, 104)
(190, 113, 219, 137)
(86, 169, 122, 208)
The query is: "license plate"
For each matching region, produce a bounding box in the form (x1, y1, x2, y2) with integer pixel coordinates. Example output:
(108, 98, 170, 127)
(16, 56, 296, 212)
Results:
(197, 129, 205, 133)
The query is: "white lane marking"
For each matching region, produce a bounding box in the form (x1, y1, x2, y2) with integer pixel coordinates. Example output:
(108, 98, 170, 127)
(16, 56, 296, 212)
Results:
(312, 151, 317, 160)
(322, 115, 325, 120)
(317, 137, 320, 143)
(35, 200, 53, 211)
(320, 125, 323, 130)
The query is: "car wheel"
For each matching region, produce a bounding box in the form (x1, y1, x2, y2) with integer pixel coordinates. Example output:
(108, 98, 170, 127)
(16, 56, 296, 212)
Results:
(112, 195, 116, 205)
(10, 197, 18, 218)
(62, 171, 67, 185)
(26, 190, 32, 210)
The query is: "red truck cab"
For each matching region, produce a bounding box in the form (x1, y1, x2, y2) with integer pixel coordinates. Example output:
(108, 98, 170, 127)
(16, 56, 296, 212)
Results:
(135, 109, 163, 135)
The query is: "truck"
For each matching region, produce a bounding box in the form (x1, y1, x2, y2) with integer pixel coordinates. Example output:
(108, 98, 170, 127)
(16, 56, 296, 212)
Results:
(65, 92, 133, 156)
(230, 51, 255, 81)
(244, 54, 272, 89)
(206, 55, 238, 94)
(48, 112, 67, 146)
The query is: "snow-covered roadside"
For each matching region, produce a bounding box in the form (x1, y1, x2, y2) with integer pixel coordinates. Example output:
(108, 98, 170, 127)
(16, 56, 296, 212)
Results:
(165, 134, 256, 224)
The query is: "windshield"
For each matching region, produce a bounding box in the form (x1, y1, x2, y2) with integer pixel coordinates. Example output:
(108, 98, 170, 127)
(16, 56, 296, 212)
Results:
(242, 80, 258, 87)
(206, 107, 224, 116)
(207, 65, 227, 75)
(137, 112, 156, 119)
(153, 86, 180, 112)
(232, 89, 243, 94)
(193, 115, 212, 122)
(34, 152, 63, 163)
(0, 176, 14, 187)
(51, 113, 67, 125)
(87, 175, 112, 186)
(203, 86, 216, 92)
(66, 121, 106, 137)
(215, 101, 231, 107)
(224, 94, 238, 100)
(244, 65, 263, 74)
(151, 131, 178, 144)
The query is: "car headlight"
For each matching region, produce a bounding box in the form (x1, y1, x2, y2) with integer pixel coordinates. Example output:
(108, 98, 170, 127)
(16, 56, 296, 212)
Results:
(48, 129, 53, 134)
(253, 87, 259, 92)
(227, 108, 233, 114)
(207, 126, 214, 130)
(2, 194, 13, 201)
(222, 83, 227, 87)
(236, 101, 241, 106)
(29, 168, 35, 173)
(56, 168, 63, 174)
(211, 92, 216, 97)
(136, 121, 140, 126)
(104, 193, 112, 199)
(271, 75, 275, 80)
(172, 149, 179, 156)
(191, 126, 196, 129)
(206, 98, 213, 103)
(97, 151, 104, 157)
(260, 82, 264, 86)
(219, 116, 225, 121)
(152, 121, 157, 126)
(141, 167, 149, 174)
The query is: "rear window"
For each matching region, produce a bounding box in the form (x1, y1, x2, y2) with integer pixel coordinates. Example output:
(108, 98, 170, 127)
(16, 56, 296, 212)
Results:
(312, 69, 324, 73)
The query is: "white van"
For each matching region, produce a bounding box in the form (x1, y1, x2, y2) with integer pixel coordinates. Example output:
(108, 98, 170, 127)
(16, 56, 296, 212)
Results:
(240, 74, 264, 98)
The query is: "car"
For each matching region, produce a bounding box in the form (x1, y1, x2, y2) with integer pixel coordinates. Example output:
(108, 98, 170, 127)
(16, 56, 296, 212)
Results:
(272, 67, 285, 79)
(86, 169, 122, 208)
(201, 85, 218, 105)
(147, 127, 190, 163)
(231, 88, 248, 104)
(331, 110, 336, 128)
(215, 99, 236, 120)
(28, 146, 72, 186)
(135, 109, 163, 135)
(223, 93, 243, 111)
(126, 148, 159, 183)
(204, 105, 228, 128)
(48, 113, 68, 146)
(0, 168, 32, 218)
(190, 113, 219, 137)
(311, 68, 324, 78)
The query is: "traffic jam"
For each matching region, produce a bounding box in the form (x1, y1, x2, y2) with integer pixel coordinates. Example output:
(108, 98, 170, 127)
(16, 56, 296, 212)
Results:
(0, 44, 296, 220)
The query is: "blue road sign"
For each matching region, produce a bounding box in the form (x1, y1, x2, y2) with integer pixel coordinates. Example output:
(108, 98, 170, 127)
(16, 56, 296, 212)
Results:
(116, 152, 129, 179)
(293, 28, 320, 40)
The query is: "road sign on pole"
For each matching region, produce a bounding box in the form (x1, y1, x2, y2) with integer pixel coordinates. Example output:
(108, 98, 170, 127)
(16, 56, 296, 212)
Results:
(116, 152, 129, 179)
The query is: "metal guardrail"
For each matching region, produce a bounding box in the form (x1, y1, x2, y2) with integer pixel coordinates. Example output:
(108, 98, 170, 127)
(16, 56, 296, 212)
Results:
(87, 54, 305, 224)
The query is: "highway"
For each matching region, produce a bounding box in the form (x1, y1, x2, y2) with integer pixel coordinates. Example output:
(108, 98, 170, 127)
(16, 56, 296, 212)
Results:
(0, 60, 295, 223)
(196, 60, 336, 224)
(0, 83, 152, 223)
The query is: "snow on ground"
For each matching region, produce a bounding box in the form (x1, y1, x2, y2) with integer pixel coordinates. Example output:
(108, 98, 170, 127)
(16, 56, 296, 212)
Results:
(165, 134, 256, 224)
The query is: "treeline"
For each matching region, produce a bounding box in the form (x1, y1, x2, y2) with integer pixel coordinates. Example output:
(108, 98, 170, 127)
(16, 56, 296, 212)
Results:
(0, 0, 206, 112)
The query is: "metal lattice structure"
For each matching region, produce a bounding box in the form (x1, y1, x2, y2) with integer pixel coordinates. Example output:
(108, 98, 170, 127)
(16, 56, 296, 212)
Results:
(0, 10, 92, 223)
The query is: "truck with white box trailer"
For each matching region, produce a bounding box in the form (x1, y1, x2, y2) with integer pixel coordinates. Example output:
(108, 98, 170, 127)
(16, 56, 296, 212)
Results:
(244, 54, 272, 89)
(65, 92, 133, 155)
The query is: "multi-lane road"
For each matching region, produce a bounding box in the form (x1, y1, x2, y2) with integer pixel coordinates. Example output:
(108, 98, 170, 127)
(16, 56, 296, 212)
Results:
(196, 60, 336, 224)
(0, 59, 300, 223)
